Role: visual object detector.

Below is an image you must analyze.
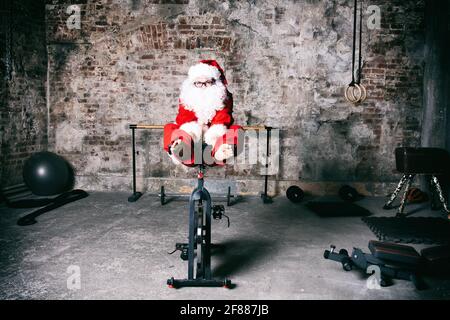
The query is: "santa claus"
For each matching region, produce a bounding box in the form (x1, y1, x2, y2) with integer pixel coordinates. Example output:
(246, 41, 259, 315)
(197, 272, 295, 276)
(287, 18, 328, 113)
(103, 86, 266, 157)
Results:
(164, 60, 241, 166)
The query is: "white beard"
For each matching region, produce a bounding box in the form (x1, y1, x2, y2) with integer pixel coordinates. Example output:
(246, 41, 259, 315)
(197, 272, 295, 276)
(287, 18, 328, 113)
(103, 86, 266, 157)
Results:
(179, 79, 227, 124)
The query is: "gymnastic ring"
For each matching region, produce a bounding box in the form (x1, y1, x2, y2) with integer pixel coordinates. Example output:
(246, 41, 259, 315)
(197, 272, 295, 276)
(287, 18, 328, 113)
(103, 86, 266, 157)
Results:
(345, 84, 361, 104)
(358, 83, 367, 103)
(345, 84, 360, 103)
(344, 85, 355, 103)
(350, 83, 364, 103)
(350, 83, 365, 104)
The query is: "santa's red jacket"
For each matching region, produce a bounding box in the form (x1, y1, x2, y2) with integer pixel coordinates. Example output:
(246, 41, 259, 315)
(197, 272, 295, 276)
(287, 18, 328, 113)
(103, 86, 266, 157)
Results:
(163, 92, 242, 166)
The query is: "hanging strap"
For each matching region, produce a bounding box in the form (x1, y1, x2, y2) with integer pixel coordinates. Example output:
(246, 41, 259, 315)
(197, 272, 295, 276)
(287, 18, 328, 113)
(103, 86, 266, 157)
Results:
(356, 1, 363, 84)
(350, 0, 358, 86)
(346, 0, 367, 105)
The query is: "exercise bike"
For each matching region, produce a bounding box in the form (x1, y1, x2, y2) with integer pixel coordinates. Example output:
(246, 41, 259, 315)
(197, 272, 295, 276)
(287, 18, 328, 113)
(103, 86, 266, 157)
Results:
(167, 164, 232, 288)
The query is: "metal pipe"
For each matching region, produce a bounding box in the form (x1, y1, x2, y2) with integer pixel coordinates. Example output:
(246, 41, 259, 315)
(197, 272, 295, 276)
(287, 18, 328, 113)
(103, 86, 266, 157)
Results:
(131, 127, 137, 195)
(263, 127, 272, 199)
(129, 124, 268, 130)
(159, 193, 234, 199)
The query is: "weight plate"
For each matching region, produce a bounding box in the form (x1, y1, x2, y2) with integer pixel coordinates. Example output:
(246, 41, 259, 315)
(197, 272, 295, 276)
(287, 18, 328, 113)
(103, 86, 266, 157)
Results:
(286, 186, 304, 203)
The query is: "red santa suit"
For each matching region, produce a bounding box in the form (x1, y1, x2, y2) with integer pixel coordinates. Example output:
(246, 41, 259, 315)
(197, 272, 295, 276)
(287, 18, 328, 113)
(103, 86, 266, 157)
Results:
(163, 60, 241, 166)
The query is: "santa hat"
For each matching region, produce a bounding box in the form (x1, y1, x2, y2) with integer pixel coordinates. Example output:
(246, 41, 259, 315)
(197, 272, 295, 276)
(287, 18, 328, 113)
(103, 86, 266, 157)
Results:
(187, 60, 228, 85)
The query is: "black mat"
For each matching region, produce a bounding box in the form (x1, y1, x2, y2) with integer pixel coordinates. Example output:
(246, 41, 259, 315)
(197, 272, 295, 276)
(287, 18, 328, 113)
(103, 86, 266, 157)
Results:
(305, 201, 372, 217)
(362, 217, 450, 245)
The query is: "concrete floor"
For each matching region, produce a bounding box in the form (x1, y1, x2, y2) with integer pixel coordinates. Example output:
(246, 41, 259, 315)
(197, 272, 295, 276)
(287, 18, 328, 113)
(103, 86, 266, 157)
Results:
(1, 191, 450, 300)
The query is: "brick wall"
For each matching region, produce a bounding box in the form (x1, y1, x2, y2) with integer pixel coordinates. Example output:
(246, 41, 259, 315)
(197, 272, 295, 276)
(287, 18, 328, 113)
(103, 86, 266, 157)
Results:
(43, 0, 426, 195)
(0, 0, 48, 187)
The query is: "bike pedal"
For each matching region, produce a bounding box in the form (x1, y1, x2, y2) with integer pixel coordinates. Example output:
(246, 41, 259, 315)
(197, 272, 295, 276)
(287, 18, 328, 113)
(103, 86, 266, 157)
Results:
(180, 250, 188, 261)
(212, 205, 225, 219)
(175, 243, 188, 250)
(169, 243, 189, 261)
(212, 205, 230, 228)
(177, 243, 189, 261)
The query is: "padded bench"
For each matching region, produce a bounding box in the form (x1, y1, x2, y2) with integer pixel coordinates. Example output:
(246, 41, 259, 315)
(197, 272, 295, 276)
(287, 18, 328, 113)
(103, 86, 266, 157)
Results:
(368, 240, 422, 267)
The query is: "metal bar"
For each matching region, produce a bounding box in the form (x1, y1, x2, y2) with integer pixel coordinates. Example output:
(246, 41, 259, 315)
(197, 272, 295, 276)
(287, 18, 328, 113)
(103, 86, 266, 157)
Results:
(263, 132, 269, 197)
(204, 187, 212, 280)
(188, 193, 196, 280)
(383, 174, 408, 209)
(131, 127, 137, 195)
(242, 125, 267, 130)
(397, 174, 414, 216)
(261, 127, 273, 203)
(431, 175, 450, 214)
(130, 124, 164, 129)
(129, 124, 268, 130)
(127, 127, 143, 202)
(159, 193, 233, 198)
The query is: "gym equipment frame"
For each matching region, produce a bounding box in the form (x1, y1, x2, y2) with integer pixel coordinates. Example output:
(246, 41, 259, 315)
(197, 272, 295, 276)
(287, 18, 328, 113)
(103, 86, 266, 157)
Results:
(167, 164, 231, 288)
(383, 147, 450, 218)
(324, 245, 423, 289)
(383, 174, 450, 217)
(127, 124, 274, 204)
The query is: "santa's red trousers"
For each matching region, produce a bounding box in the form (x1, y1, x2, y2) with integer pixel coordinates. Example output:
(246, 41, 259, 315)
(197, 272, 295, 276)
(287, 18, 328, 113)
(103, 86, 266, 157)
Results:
(163, 124, 243, 167)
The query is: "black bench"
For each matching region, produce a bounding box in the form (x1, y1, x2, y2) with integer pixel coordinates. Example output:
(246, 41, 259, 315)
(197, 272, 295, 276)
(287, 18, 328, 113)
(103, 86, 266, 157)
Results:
(324, 240, 450, 289)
